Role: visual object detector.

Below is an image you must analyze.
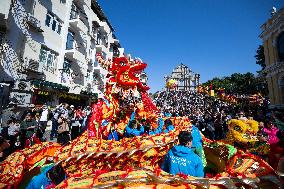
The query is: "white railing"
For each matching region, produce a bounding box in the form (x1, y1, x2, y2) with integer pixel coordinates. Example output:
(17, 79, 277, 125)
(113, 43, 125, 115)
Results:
(27, 13, 42, 32)
(23, 58, 43, 73)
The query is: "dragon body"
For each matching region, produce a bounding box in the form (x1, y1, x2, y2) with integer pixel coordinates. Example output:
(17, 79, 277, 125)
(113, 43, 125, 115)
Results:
(0, 55, 280, 188)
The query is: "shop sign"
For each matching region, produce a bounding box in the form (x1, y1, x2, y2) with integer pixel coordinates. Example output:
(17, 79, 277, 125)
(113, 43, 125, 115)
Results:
(58, 93, 81, 100)
(10, 92, 31, 104)
(36, 90, 49, 95)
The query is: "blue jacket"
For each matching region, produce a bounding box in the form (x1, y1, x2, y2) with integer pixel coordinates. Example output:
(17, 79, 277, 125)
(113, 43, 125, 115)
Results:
(150, 118, 174, 135)
(26, 165, 53, 189)
(161, 145, 204, 177)
(125, 111, 144, 137)
(191, 125, 203, 148)
(125, 125, 145, 137)
(108, 130, 119, 141)
(164, 112, 172, 118)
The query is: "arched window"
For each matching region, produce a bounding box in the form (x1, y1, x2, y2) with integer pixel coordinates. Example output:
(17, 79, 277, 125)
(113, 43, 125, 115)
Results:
(278, 32, 284, 61)
(279, 76, 284, 87)
(279, 75, 284, 104)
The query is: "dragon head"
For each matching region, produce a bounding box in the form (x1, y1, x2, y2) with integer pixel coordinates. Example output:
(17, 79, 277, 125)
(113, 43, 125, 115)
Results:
(96, 52, 150, 91)
(227, 119, 259, 144)
(108, 57, 149, 91)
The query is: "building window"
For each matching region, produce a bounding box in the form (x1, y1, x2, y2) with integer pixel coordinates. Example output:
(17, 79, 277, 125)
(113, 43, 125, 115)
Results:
(66, 31, 74, 50)
(70, 3, 79, 20)
(278, 32, 284, 61)
(96, 32, 102, 45)
(45, 12, 62, 34)
(279, 75, 284, 87)
(63, 58, 71, 72)
(45, 14, 51, 27)
(86, 70, 91, 80)
(0, 32, 4, 44)
(57, 25, 62, 34)
(113, 46, 120, 57)
(101, 52, 106, 59)
(39, 46, 57, 71)
(92, 21, 100, 32)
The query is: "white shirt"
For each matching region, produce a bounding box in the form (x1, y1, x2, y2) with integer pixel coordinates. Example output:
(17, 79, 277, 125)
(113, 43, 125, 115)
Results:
(40, 108, 49, 121)
(8, 124, 20, 136)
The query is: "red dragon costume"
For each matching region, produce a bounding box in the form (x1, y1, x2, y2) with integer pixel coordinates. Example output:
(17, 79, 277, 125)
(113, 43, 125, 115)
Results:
(0, 54, 282, 188)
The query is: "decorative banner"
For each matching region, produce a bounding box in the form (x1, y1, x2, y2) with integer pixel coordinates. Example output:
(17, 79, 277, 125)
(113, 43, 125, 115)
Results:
(210, 90, 215, 97)
(35, 90, 49, 96)
(58, 93, 81, 101)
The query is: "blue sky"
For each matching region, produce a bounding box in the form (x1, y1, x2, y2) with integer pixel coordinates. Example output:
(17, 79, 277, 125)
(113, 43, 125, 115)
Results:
(98, 0, 284, 93)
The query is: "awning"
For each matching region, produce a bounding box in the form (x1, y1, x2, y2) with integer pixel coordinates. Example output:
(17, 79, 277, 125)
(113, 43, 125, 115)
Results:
(31, 80, 69, 91)
(80, 90, 98, 97)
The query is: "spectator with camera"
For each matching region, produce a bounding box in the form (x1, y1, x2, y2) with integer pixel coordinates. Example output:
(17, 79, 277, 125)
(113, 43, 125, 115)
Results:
(7, 119, 20, 153)
(50, 103, 69, 140)
(70, 106, 84, 140)
(20, 113, 39, 147)
(57, 113, 70, 145)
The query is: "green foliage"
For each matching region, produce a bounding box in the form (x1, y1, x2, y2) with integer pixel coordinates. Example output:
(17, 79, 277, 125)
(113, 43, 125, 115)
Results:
(202, 72, 268, 95)
(255, 45, 266, 71)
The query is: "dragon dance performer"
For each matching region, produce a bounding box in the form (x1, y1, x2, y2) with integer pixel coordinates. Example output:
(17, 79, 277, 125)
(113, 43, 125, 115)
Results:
(26, 164, 66, 189)
(124, 109, 145, 137)
(149, 118, 174, 135)
(191, 125, 203, 159)
(161, 131, 204, 177)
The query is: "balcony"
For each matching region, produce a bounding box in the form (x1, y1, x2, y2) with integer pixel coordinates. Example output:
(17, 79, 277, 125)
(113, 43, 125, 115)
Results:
(90, 30, 97, 41)
(95, 42, 108, 54)
(0, 0, 11, 28)
(43, 66, 56, 74)
(113, 49, 120, 58)
(65, 48, 86, 63)
(22, 58, 43, 73)
(69, 15, 88, 33)
(93, 66, 101, 74)
(59, 69, 73, 85)
(26, 13, 43, 32)
(96, 33, 108, 47)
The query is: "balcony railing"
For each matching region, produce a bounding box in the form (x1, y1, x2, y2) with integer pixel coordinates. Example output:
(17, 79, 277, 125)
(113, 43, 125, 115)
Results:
(69, 17, 88, 33)
(70, 10, 79, 20)
(27, 13, 43, 32)
(96, 33, 108, 47)
(43, 66, 56, 74)
(0, 0, 11, 28)
(65, 48, 86, 63)
(22, 58, 43, 73)
(59, 69, 73, 84)
(113, 49, 120, 58)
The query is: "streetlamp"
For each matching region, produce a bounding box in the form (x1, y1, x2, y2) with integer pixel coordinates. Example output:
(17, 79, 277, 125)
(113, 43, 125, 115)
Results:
(164, 75, 169, 91)
(188, 69, 192, 91)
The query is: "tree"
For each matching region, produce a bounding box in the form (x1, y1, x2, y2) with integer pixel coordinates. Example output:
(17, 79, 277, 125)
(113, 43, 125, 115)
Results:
(255, 45, 266, 71)
(202, 72, 268, 95)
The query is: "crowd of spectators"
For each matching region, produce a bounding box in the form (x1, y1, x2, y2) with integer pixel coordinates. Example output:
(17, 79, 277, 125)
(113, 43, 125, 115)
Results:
(154, 90, 284, 172)
(0, 103, 92, 161)
(153, 90, 283, 141)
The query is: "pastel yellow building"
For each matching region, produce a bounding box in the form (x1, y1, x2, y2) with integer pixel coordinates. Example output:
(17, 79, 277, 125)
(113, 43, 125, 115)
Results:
(260, 7, 284, 109)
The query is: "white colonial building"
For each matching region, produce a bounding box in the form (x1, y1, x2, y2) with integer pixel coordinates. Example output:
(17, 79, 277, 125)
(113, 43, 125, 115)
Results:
(0, 0, 124, 108)
(164, 63, 200, 91)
